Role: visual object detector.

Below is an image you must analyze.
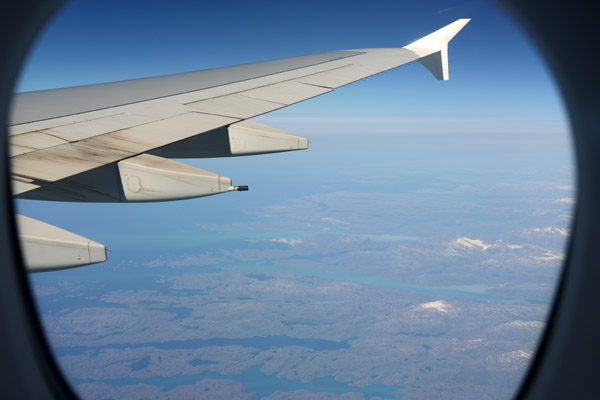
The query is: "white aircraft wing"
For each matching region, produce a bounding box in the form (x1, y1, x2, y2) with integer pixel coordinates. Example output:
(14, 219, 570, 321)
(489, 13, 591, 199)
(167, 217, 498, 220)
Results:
(9, 19, 470, 272)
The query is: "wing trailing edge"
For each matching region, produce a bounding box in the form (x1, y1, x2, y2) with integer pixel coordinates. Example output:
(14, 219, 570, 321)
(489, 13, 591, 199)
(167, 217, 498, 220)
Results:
(404, 18, 471, 80)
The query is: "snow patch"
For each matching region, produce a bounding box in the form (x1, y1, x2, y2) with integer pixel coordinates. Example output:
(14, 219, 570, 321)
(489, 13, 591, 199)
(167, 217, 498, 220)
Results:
(454, 237, 492, 251)
(320, 217, 349, 226)
(526, 226, 569, 237)
(266, 238, 303, 246)
(499, 350, 533, 364)
(417, 300, 453, 313)
(506, 320, 545, 328)
(536, 251, 564, 261)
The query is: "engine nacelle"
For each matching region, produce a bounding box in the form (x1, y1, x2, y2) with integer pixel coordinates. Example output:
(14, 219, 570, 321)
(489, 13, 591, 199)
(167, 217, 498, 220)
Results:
(18, 154, 246, 202)
(118, 154, 241, 202)
(16, 215, 106, 272)
(150, 120, 308, 158)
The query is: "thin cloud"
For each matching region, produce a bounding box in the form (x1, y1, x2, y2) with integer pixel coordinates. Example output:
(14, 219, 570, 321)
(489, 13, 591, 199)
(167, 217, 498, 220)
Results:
(555, 197, 575, 204)
(436, 6, 456, 14)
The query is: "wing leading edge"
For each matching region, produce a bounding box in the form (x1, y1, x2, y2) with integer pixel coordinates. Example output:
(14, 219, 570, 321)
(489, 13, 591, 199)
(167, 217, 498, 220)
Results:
(9, 19, 470, 271)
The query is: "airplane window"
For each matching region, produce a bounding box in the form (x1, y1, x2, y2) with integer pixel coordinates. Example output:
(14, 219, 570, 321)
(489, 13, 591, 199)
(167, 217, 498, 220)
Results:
(11, 1, 573, 399)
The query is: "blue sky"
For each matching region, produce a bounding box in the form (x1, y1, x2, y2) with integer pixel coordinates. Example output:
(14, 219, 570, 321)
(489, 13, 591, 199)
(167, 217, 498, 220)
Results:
(15, 0, 568, 135)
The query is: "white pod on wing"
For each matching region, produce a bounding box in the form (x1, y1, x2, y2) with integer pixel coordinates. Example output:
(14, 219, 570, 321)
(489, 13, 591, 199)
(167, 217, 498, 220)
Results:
(227, 120, 309, 156)
(149, 120, 308, 159)
(118, 154, 240, 202)
(16, 215, 106, 272)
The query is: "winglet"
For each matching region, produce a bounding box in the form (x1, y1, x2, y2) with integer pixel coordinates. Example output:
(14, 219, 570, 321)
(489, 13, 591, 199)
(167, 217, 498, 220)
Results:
(404, 19, 470, 80)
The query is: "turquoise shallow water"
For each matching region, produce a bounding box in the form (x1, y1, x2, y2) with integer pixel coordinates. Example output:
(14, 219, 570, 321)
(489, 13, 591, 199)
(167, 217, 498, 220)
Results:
(74, 365, 405, 399)
(354, 234, 423, 241)
(55, 335, 351, 357)
(237, 263, 549, 304)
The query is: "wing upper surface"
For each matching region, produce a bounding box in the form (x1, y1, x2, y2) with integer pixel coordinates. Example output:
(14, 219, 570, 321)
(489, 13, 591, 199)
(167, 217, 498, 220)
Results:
(9, 48, 423, 194)
(10, 19, 471, 199)
(10, 50, 363, 125)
